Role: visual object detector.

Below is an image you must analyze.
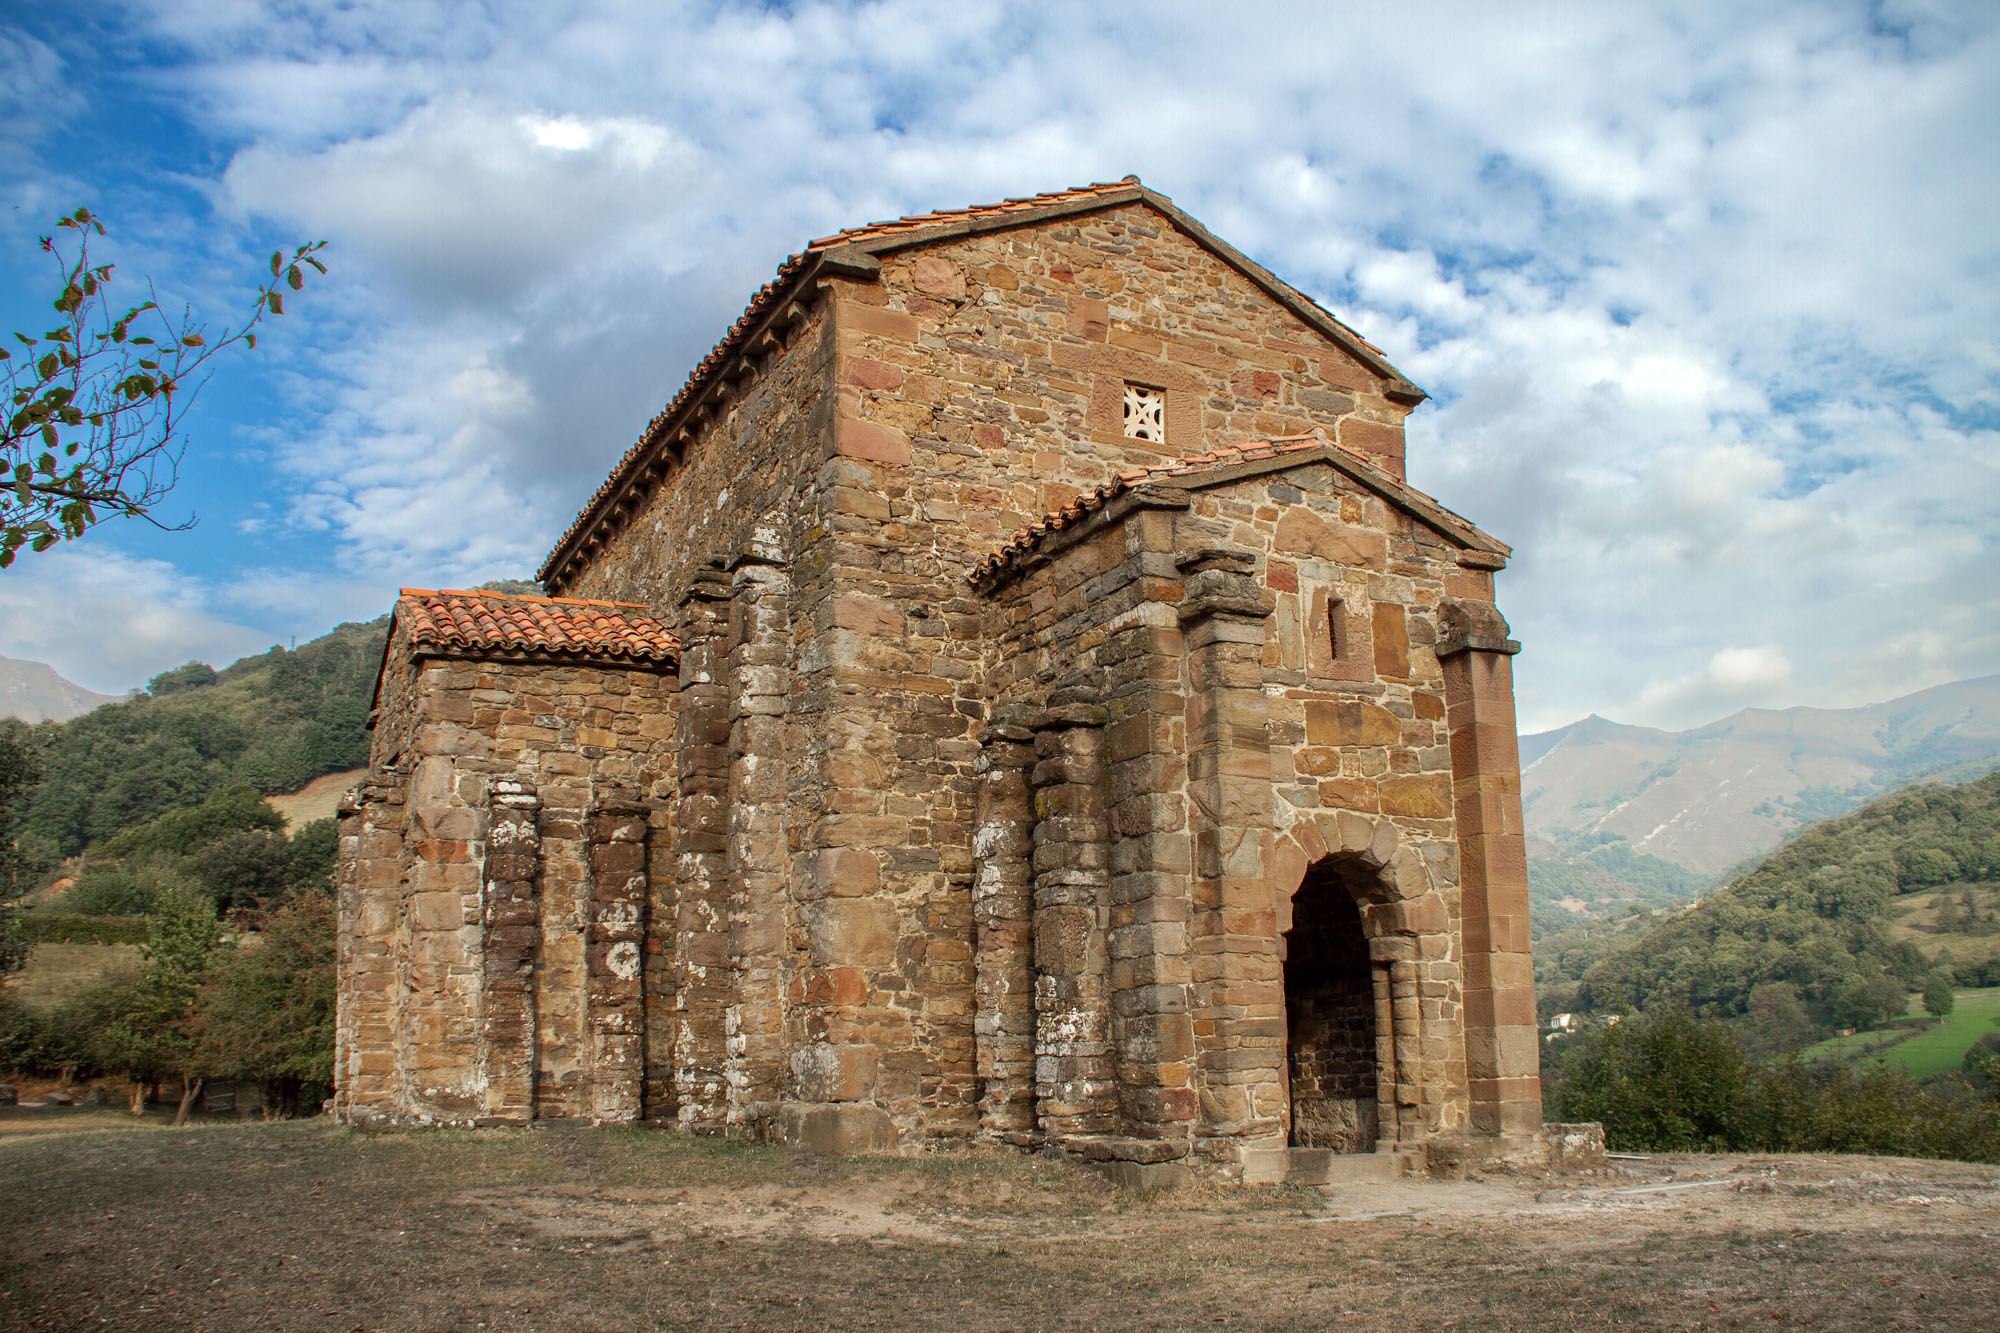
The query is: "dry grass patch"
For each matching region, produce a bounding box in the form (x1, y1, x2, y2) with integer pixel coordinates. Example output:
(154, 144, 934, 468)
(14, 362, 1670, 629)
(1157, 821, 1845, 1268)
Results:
(1, 1114, 1996, 1331)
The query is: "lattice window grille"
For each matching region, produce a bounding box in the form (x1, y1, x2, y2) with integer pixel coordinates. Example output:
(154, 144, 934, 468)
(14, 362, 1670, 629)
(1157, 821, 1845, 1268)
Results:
(1123, 383, 1165, 442)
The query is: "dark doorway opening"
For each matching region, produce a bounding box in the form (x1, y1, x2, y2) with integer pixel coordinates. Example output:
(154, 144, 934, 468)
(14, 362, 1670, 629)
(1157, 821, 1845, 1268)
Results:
(1283, 858, 1379, 1152)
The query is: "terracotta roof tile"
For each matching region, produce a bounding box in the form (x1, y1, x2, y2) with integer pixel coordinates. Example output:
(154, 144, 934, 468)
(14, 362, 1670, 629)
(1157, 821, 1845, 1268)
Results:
(806, 180, 1141, 249)
(967, 433, 1346, 584)
(396, 588, 679, 665)
(540, 178, 1148, 586)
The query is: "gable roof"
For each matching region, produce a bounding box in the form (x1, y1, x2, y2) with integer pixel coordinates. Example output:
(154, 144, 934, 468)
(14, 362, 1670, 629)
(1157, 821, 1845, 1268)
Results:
(539, 176, 1426, 590)
(394, 587, 680, 666)
(968, 432, 1509, 588)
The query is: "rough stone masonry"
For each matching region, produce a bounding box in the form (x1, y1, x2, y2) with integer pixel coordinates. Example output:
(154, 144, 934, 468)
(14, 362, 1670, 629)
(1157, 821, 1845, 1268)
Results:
(336, 178, 1552, 1181)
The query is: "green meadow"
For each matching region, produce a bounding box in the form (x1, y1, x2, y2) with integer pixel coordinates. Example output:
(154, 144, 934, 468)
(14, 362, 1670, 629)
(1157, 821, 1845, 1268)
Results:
(1807, 986, 2000, 1079)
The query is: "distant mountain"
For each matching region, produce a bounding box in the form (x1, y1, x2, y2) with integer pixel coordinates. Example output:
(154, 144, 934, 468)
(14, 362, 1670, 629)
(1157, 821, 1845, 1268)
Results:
(1522, 675, 2000, 925)
(11, 618, 388, 871)
(1552, 770, 2000, 1042)
(0, 656, 120, 724)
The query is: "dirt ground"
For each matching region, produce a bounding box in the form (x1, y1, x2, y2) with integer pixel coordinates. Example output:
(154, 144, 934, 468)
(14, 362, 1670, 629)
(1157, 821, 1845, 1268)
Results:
(1, 1108, 1995, 1332)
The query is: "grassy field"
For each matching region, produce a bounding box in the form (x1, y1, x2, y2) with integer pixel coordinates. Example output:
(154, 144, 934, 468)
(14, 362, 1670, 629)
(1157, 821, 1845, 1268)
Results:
(1885, 884, 2000, 970)
(267, 767, 366, 831)
(1806, 986, 2000, 1078)
(2, 1112, 1998, 1332)
(2, 941, 136, 1009)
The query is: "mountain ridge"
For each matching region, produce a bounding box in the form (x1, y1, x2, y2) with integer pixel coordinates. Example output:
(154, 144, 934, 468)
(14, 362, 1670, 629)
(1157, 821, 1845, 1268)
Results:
(0, 656, 121, 725)
(1522, 675, 2000, 923)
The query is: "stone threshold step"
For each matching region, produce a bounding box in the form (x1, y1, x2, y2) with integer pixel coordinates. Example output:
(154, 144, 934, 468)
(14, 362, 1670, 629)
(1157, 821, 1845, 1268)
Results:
(1239, 1147, 1408, 1186)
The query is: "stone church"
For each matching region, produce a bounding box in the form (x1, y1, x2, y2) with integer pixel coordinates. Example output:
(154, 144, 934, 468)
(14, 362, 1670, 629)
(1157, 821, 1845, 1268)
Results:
(336, 178, 1545, 1181)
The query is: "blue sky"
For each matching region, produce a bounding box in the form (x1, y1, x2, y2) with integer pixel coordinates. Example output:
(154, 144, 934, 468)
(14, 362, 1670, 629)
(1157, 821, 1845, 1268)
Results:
(0, 0, 1995, 733)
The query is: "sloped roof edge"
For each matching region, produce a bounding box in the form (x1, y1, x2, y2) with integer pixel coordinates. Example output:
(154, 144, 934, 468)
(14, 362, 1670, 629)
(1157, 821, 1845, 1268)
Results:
(969, 434, 1508, 589)
(538, 177, 1426, 589)
(393, 587, 680, 665)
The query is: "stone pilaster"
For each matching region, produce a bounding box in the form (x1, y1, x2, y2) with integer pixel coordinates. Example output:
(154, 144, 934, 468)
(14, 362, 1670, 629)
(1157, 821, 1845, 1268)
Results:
(1178, 550, 1280, 1151)
(1369, 956, 1399, 1148)
(1030, 690, 1115, 1141)
(724, 557, 792, 1128)
(673, 564, 735, 1127)
(1438, 598, 1542, 1138)
(399, 754, 488, 1120)
(972, 706, 1037, 1140)
(480, 777, 540, 1123)
(585, 792, 649, 1122)
(1102, 584, 1198, 1148)
(334, 770, 405, 1122)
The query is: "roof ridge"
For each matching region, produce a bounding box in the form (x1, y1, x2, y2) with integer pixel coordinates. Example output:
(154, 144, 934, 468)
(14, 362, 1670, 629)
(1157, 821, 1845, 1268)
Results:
(538, 175, 1426, 591)
(539, 178, 1153, 587)
(400, 586, 652, 611)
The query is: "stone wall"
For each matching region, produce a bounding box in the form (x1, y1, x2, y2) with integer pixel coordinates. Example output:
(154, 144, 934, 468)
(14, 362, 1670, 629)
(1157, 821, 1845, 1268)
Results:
(344, 197, 1541, 1155)
(561, 296, 833, 612)
(776, 205, 1436, 1141)
(334, 641, 678, 1124)
(971, 448, 1536, 1160)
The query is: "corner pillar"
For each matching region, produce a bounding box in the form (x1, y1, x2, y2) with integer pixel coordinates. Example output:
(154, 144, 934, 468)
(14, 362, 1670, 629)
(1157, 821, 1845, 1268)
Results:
(1030, 691, 1115, 1141)
(1177, 550, 1280, 1151)
(724, 556, 792, 1128)
(585, 790, 649, 1123)
(1438, 598, 1542, 1138)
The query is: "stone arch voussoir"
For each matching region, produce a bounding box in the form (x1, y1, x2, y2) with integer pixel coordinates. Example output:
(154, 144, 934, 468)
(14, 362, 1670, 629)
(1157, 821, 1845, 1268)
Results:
(1272, 810, 1437, 937)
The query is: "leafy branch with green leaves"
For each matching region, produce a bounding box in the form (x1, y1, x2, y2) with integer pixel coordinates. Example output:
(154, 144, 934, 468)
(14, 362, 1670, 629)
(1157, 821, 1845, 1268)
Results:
(2, 207, 327, 567)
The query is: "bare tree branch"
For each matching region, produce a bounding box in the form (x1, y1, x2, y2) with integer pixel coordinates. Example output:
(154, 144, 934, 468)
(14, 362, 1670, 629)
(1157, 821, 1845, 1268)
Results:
(1, 207, 328, 567)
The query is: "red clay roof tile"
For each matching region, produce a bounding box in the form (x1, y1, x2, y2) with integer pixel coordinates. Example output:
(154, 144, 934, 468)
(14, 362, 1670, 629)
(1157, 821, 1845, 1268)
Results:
(396, 588, 679, 665)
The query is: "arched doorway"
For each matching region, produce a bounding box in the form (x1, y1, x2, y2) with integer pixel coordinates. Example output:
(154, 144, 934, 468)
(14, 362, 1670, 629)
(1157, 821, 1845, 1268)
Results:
(1283, 857, 1381, 1152)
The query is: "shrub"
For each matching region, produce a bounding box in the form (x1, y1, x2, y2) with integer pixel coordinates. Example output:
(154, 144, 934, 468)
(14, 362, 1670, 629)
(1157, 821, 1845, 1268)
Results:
(1546, 1009, 1749, 1150)
(57, 855, 190, 916)
(1546, 1009, 2000, 1162)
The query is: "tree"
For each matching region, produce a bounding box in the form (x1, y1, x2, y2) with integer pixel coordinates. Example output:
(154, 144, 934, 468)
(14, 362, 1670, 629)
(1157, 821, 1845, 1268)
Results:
(191, 892, 335, 1116)
(1546, 1008, 1751, 1151)
(2, 207, 326, 567)
(286, 817, 338, 897)
(146, 661, 217, 696)
(0, 720, 41, 975)
(197, 827, 294, 912)
(98, 884, 221, 1121)
(1924, 972, 1957, 1019)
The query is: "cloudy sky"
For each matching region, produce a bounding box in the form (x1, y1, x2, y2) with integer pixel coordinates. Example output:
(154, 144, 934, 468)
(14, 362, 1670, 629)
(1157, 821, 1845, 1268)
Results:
(0, 0, 1993, 733)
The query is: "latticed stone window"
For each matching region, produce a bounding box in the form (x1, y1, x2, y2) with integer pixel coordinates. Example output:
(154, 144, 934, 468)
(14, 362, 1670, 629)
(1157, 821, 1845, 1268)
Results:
(1122, 382, 1165, 442)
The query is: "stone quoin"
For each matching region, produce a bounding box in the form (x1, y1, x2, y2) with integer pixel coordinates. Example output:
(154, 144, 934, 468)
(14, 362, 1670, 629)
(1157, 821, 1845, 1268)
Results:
(335, 178, 1551, 1181)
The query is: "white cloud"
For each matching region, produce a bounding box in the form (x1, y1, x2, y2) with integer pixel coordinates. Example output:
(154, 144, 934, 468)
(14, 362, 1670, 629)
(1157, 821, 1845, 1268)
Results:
(0, 0, 1990, 736)
(1636, 645, 1797, 722)
(0, 546, 277, 694)
(222, 98, 704, 308)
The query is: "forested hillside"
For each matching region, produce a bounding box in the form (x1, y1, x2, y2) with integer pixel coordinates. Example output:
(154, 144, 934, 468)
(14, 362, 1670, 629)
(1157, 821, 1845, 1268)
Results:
(1564, 771, 2000, 1039)
(7, 618, 387, 872)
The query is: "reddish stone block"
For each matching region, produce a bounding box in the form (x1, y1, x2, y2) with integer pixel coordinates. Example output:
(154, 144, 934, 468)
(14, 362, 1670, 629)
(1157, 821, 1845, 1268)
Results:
(840, 356, 905, 391)
(1066, 298, 1108, 341)
(835, 417, 912, 466)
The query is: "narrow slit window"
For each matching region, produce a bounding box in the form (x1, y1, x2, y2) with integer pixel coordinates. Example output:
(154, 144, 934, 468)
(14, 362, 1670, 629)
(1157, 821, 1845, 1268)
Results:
(1123, 383, 1165, 442)
(1328, 598, 1343, 662)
